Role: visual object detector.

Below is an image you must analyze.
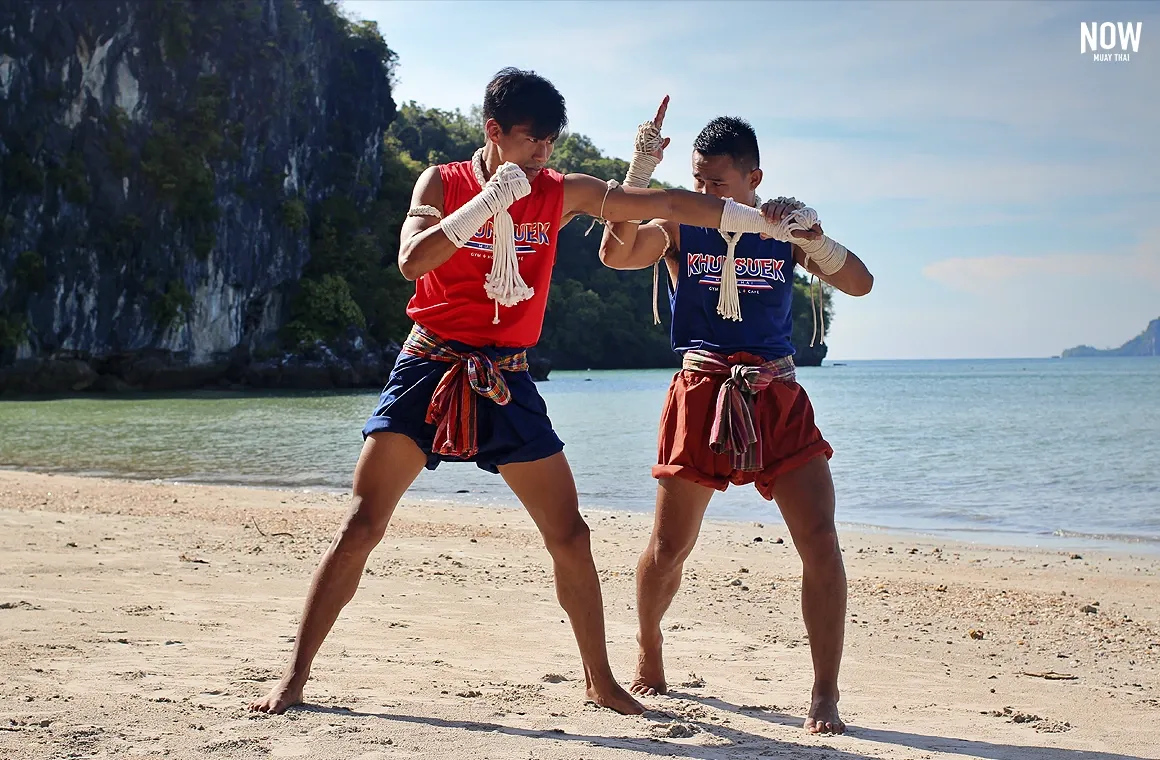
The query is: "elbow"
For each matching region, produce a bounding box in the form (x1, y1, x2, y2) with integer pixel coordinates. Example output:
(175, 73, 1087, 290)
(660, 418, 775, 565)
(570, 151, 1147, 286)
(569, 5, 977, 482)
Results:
(398, 249, 420, 282)
(603, 242, 631, 271)
(851, 273, 874, 297)
(599, 246, 628, 271)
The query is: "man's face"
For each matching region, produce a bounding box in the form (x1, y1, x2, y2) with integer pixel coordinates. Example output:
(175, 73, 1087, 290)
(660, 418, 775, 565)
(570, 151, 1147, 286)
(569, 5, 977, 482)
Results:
(691, 151, 760, 203)
(489, 120, 555, 182)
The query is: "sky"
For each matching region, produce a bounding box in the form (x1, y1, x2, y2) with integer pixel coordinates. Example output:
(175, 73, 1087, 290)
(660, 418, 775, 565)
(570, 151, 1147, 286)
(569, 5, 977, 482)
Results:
(340, 0, 1158, 360)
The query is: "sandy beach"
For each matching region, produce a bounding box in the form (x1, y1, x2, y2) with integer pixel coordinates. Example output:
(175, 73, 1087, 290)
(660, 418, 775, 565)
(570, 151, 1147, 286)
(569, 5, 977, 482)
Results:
(1, 469, 1157, 759)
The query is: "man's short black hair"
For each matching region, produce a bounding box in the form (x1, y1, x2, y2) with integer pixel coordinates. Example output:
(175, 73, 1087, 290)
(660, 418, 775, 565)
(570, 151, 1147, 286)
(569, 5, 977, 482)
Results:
(693, 116, 760, 172)
(482, 67, 568, 141)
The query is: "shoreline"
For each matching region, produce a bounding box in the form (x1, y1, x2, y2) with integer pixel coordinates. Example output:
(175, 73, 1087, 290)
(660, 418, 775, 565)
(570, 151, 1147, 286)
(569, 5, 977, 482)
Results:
(4, 463, 1159, 557)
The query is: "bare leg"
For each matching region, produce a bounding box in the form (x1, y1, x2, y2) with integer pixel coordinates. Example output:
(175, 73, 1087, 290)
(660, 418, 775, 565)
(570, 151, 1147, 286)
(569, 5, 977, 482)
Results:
(769, 455, 847, 734)
(249, 432, 427, 713)
(499, 453, 643, 715)
(632, 476, 715, 696)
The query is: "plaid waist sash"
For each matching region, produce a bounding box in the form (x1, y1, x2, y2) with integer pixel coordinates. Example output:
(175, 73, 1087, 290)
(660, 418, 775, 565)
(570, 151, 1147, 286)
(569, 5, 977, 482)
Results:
(400, 324, 529, 459)
(682, 350, 797, 472)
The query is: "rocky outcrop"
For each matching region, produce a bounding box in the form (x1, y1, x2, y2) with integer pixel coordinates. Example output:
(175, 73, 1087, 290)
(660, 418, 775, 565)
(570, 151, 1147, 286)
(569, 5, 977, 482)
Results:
(0, 330, 551, 396)
(0, 331, 401, 395)
(0, 0, 396, 369)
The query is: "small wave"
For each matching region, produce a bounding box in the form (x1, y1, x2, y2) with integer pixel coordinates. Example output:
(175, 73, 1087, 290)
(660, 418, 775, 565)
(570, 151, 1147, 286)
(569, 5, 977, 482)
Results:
(1050, 528, 1160, 545)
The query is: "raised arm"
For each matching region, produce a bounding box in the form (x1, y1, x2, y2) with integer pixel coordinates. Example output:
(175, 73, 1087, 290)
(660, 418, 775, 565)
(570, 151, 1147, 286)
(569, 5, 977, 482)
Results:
(574, 98, 815, 251)
(397, 167, 454, 281)
(398, 162, 531, 281)
(599, 97, 678, 271)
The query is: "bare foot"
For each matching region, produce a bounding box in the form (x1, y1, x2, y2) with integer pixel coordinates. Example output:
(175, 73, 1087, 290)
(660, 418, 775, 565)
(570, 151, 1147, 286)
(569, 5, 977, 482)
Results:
(630, 631, 667, 696)
(249, 677, 304, 714)
(805, 693, 845, 734)
(587, 679, 644, 715)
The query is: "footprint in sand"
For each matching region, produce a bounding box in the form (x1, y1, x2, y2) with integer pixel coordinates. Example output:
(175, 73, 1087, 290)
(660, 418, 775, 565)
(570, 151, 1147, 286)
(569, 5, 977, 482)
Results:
(200, 738, 267, 753)
(269, 737, 312, 757)
(0, 601, 43, 610)
(650, 721, 700, 739)
(230, 666, 278, 683)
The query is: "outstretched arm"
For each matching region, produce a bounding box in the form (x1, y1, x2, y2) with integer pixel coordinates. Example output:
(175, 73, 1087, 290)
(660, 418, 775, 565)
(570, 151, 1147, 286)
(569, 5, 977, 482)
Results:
(566, 174, 728, 230)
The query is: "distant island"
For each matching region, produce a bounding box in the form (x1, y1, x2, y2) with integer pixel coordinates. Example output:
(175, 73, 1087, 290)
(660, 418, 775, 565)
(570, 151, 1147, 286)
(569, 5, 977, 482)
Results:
(1062, 318, 1159, 357)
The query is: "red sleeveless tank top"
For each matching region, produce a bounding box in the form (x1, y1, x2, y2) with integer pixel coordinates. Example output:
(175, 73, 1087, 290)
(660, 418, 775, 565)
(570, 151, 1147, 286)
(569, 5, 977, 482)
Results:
(405, 161, 564, 348)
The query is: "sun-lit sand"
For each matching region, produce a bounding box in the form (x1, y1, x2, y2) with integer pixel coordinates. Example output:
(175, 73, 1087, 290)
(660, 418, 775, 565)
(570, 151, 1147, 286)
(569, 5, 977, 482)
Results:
(2, 469, 1158, 759)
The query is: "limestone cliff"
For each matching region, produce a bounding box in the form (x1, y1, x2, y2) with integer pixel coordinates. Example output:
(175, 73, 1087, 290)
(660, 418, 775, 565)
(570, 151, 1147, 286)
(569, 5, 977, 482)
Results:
(0, 0, 396, 389)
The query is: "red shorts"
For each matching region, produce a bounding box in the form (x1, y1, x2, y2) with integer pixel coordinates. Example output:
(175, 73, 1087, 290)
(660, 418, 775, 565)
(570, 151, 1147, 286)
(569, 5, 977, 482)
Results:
(652, 353, 833, 501)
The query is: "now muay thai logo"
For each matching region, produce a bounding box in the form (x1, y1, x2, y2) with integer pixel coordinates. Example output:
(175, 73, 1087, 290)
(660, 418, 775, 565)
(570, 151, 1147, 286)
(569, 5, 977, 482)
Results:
(1081, 21, 1142, 62)
(464, 219, 551, 255)
(687, 252, 786, 291)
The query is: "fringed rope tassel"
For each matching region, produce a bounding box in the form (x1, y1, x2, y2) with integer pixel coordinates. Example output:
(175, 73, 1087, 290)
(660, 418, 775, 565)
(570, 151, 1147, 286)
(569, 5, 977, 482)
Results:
(716, 230, 743, 321)
(809, 275, 818, 347)
(816, 275, 826, 344)
(808, 274, 827, 347)
(652, 222, 673, 326)
(471, 148, 534, 323)
(652, 259, 663, 326)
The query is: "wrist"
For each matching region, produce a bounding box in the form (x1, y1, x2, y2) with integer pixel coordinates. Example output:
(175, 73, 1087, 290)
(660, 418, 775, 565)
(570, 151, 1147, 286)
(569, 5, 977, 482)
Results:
(624, 121, 662, 188)
(624, 153, 659, 188)
(442, 190, 505, 247)
(799, 235, 848, 275)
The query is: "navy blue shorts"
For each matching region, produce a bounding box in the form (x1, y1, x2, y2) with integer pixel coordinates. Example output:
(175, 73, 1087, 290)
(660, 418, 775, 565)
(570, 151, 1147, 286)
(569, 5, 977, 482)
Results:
(362, 346, 564, 473)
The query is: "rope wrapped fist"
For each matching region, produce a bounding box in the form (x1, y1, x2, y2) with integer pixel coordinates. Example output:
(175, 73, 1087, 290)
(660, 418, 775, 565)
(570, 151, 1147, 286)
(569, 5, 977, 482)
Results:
(441, 159, 530, 248)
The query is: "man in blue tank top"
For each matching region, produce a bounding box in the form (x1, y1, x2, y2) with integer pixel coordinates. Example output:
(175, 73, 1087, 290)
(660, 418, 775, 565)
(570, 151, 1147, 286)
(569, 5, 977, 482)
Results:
(599, 102, 874, 734)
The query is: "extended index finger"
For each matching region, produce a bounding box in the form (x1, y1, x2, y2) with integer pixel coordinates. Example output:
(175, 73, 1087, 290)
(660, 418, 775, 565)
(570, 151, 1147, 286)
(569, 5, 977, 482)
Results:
(653, 95, 670, 129)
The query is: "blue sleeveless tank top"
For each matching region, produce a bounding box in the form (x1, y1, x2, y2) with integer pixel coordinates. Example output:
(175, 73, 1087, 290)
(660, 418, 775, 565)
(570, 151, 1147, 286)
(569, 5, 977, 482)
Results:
(669, 224, 796, 360)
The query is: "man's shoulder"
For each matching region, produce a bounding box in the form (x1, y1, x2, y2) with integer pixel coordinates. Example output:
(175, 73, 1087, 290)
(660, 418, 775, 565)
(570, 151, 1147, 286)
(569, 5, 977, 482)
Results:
(535, 167, 566, 192)
(434, 159, 473, 176)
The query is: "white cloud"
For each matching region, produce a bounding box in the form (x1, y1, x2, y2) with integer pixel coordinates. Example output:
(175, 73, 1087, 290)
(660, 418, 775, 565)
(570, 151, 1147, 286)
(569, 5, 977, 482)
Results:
(922, 229, 1160, 294)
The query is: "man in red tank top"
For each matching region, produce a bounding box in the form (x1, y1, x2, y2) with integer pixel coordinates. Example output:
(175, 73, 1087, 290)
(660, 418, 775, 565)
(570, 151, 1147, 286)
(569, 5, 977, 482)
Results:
(251, 68, 795, 718)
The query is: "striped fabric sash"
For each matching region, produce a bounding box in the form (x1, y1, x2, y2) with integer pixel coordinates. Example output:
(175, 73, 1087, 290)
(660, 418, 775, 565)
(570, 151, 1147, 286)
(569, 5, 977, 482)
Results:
(400, 324, 529, 459)
(682, 350, 797, 472)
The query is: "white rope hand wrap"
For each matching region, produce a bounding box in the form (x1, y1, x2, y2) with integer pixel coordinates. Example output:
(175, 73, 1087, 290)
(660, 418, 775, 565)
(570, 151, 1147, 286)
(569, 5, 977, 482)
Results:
(624, 121, 663, 189)
(794, 233, 849, 276)
(585, 121, 666, 243)
(709, 193, 765, 322)
(715, 197, 849, 322)
(440, 148, 533, 324)
(720, 197, 817, 241)
(761, 197, 843, 346)
(757, 196, 847, 276)
(715, 199, 812, 322)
